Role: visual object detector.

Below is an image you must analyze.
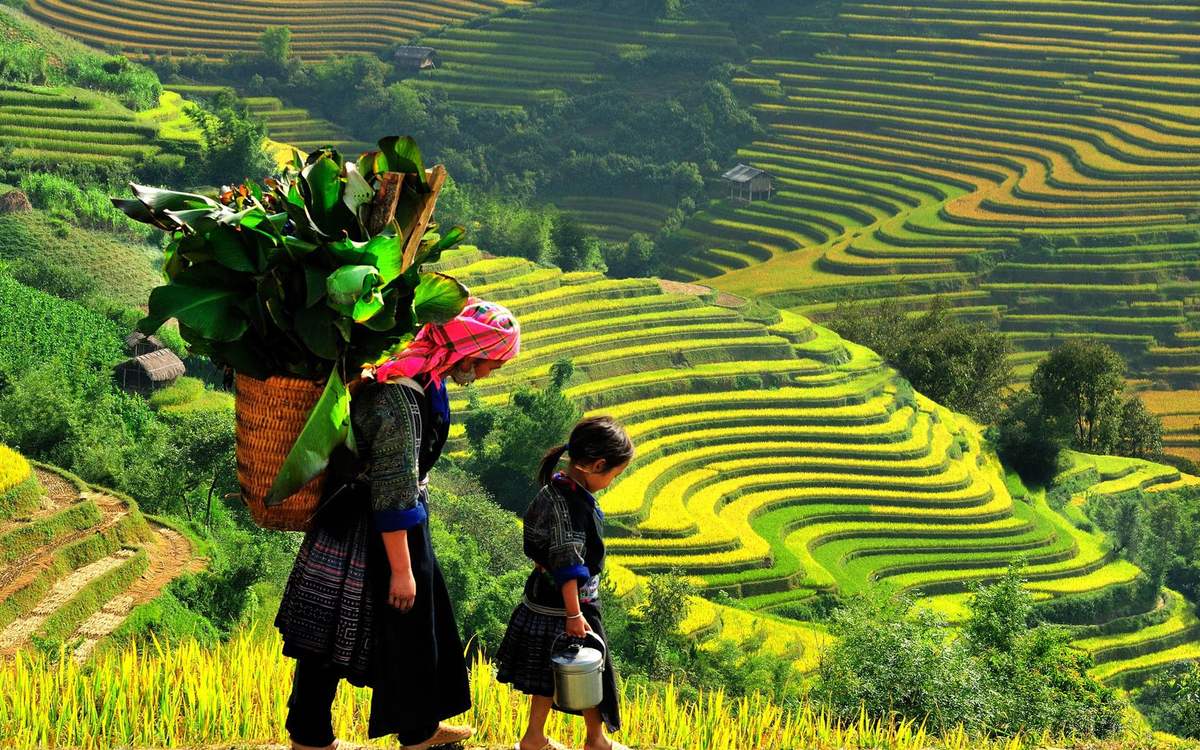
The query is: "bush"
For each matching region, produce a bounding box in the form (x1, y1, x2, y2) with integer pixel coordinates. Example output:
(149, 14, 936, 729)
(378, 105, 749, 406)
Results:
(815, 567, 1126, 738)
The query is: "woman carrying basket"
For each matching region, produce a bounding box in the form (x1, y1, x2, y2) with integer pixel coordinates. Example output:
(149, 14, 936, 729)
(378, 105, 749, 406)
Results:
(275, 297, 521, 750)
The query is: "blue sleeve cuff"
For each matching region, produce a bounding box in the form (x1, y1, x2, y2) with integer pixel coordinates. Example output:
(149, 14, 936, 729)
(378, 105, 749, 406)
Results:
(373, 503, 428, 532)
(552, 564, 590, 587)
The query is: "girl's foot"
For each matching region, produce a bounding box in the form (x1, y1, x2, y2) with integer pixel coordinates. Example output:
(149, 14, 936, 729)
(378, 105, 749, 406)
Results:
(401, 722, 474, 749)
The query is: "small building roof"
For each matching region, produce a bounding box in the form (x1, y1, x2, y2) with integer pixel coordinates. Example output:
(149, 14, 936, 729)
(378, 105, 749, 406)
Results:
(721, 164, 770, 183)
(394, 46, 436, 61)
(124, 331, 164, 351)
(122, 349, 186, 382)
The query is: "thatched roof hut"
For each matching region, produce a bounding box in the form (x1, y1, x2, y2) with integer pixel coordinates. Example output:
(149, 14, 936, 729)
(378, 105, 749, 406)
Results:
(124, 331, 165, 357)
(115, 349, 186, 395)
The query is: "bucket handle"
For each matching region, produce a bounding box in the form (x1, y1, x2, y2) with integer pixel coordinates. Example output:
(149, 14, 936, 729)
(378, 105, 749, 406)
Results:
(551, 628, 606, 659)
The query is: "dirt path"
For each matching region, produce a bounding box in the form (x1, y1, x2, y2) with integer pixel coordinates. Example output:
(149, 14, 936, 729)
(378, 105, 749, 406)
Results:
(0, 548, 138, 651)
(657, 279, 747, 308)
(0, 467, 81, 537)
(70, 523, 204, 662)
(0, 492, 128, 603)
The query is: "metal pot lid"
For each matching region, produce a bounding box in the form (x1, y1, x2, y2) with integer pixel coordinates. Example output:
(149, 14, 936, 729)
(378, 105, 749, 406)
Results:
(551, 645, 604, 673)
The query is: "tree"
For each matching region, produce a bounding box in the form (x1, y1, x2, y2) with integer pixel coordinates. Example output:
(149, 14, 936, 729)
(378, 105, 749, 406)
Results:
(259, 26, 292, 69)
(160, 406, 236, 526)
(466, 359, 581, 511)
(629, 572, 695, 679)
(551, 215, 606, 272)
(1116, 395, 1163, 459)
(964, 564, 1034, 654)
(828, 297, 1011, 422)
(1138, 662, 1200, 738)
(1030, 340, 1125, 452)
(185, 90, 273, 185)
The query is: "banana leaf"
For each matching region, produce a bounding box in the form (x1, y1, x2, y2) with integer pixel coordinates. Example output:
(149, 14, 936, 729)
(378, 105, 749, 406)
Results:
(413, 272, 470, 325)
(265, 366, 354, 506)
(378, 136, 429, 190)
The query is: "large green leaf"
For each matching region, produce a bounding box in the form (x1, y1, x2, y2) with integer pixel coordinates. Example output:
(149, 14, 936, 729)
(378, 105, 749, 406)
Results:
(198, 220, 257, 273)
(140, 283, 247, 342)
(265, 366, 353, 506)
(378, 136, 428, 189)
(295, 304, 340, 360)
(301, 154, 344, 231)
(128, 184, 218, 214)
(326, 265, 385, 323)
(413, 272, 469, 325)
(361, 234, 405, 283)
(412, 225, 466, 268)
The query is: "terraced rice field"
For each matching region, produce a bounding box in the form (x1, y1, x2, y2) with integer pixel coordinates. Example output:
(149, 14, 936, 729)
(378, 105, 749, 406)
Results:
(23, 0, 527, 63)
(0, 447, 203, 662)
(1139, 388, 1200, 467)
(407, 6, 738, 237)
(0, 84, 199, 174)
(668, 0, 1200, 385)
(434, 249, 1200, 679)
(168, 85, 371, 157)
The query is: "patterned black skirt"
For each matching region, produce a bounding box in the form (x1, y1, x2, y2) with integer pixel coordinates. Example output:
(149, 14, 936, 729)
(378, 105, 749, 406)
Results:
(274, 483, 472, 738)
(495, 600, 621, 732)
(274, 487, 377, 684)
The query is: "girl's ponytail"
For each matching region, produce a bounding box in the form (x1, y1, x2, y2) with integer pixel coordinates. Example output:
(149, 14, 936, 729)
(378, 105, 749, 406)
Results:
(538, 443, 570, 488)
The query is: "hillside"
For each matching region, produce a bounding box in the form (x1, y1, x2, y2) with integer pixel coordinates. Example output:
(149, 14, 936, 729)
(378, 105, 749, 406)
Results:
(662, 0, 1200, 391)
(0, 444, 203, 662)
(431, 247, 1200, 689)
(22, 0, 530, 63)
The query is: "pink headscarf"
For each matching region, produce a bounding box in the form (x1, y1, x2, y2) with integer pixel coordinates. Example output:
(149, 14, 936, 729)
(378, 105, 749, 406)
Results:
(364, 297, 520, 387)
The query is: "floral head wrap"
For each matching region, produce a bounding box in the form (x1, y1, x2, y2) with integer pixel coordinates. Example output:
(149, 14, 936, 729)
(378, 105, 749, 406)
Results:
(364, 297, 520, 387)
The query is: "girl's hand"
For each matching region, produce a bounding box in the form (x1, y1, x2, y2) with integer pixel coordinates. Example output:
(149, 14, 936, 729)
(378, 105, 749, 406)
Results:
(389, 568, 417, 612)
(565, 614, 588, 638)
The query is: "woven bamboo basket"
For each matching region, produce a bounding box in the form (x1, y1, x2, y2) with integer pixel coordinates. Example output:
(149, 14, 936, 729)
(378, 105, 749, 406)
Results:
(234, 373, 328, 531)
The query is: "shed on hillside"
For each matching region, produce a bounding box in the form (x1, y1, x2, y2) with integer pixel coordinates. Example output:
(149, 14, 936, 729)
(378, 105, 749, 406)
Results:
(394, 46, 437, 71)
(721, 163, 774, 202)
(115, 349, 186, 395)
(124, 331, 165, 357)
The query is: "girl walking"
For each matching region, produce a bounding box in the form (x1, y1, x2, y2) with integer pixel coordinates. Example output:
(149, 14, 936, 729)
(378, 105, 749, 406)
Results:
(275, 298, 521, 750)
(495, 416, 636, 750)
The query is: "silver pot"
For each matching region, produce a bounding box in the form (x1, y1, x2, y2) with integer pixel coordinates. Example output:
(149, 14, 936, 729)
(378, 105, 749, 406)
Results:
(550, 630, 606, 711)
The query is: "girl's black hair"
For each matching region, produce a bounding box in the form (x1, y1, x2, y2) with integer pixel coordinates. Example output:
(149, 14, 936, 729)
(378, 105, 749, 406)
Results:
(538, 415, 635, 488)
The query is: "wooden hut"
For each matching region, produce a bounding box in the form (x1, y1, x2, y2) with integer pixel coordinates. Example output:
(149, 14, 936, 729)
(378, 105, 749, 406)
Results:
(124, 331, 165, 357)
(721, 163, 774, 202)
(393, 46, 437, 71)
(115, 349, 185, 395)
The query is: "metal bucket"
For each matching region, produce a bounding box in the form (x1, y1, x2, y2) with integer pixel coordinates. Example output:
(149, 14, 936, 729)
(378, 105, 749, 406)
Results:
(550, 631, 606, 711)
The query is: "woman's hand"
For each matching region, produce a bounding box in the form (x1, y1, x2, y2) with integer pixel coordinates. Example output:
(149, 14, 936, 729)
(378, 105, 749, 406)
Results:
(389, 567, 417, 612)
(565, 613, 588, 638)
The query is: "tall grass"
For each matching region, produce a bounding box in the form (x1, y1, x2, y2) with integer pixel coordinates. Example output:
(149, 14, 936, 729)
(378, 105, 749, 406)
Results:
(0, 629, 1031, 750)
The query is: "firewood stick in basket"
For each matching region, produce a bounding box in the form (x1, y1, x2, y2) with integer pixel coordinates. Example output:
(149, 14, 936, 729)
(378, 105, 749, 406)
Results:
(365, 171, 404, 236)
(401, 165, 448, 271)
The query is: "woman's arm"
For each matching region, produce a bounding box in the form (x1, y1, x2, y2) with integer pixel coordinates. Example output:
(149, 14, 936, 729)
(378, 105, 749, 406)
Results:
(382, 530, 415, 611)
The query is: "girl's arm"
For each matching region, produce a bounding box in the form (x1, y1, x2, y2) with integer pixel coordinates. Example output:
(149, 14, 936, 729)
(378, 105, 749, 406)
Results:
(562, 578, 588, 637)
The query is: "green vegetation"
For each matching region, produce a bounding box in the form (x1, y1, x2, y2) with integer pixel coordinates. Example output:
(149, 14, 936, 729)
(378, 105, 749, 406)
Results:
(817, 567, 1124, 737)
